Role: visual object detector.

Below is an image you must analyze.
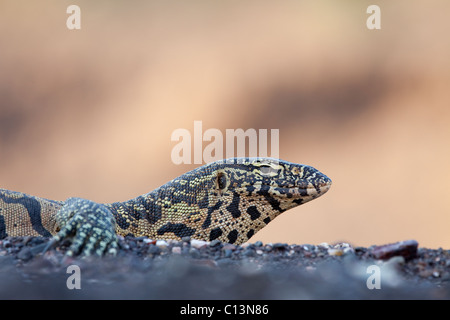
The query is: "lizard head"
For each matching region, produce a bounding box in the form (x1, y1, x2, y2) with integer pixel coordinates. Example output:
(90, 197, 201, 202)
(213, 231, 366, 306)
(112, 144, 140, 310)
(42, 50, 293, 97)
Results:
(157, 157, 331, 244)
(210, 157, 332, 209)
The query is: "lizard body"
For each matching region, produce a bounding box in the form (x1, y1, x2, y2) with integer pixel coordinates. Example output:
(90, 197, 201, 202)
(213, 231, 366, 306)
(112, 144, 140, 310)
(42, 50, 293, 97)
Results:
(0, 158, 331, 255)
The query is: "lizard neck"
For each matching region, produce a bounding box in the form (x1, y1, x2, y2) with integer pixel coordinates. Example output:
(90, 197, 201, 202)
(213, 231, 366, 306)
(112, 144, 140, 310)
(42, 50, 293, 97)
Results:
(106, 188, 164, 238)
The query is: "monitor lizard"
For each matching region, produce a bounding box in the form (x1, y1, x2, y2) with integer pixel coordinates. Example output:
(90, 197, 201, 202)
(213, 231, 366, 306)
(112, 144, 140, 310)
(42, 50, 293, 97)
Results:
(0, 158, 331, 256)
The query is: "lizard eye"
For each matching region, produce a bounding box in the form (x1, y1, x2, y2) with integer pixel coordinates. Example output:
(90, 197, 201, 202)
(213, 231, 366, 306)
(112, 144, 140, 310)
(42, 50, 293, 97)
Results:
(260, 165, 278, 176)
(217, 172, 227, 190)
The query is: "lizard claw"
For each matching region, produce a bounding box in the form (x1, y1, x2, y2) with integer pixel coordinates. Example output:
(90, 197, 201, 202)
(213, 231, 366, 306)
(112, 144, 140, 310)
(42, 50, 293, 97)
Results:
(52, 198, 118, 257)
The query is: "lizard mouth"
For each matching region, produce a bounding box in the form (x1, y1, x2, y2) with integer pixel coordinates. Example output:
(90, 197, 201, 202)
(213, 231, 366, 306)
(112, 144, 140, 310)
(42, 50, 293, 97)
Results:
(316, 179, 332, 194)
(274, 178, 332, 200)
(275, 181, 331, 209)
(308, 174, 332, 196)
(246, 175, 332, 198)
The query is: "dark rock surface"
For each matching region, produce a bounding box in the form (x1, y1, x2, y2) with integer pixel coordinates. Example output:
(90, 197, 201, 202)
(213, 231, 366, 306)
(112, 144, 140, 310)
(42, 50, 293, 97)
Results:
(0, 236, 449, 299)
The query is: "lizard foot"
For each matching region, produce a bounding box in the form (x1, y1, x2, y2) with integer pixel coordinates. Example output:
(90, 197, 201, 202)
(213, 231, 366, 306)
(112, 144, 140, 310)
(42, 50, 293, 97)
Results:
(46, 198, 118, 256)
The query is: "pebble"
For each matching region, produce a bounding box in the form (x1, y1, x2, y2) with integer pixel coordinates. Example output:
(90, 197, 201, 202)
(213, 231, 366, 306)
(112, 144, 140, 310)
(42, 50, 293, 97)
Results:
(354, 247, 367, 254)
(128, 241, 137, 249)
(243, 248, 255, 257)
(189, 248, 200, 258)
(328, 248, 344, 256)
(371, 240, 418, 261)
(273, 243, 287, 250)
(223, 244, 236, 251)
(209, 239, 221, 247)
(171, 247, 182, 254)
(316, 252, 325, 257)
(190, 239, 208, 249)
(148, 245, 161, 255)
(156, 240, 169, 249)
(223, 249, 233, 258)
(17, 247, 32, 262)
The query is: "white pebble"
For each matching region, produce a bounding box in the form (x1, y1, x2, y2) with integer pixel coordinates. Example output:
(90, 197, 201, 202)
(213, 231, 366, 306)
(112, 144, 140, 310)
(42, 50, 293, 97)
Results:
(190, 239, 208, 249)
(171, 246, 182, 254)
(156, 240, 168, 248)
(328, 248, 344, 256)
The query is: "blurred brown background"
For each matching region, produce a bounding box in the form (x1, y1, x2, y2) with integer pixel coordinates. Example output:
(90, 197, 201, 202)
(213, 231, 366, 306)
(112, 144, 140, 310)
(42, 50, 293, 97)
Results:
(1, 0, 449, 248)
